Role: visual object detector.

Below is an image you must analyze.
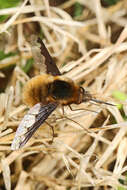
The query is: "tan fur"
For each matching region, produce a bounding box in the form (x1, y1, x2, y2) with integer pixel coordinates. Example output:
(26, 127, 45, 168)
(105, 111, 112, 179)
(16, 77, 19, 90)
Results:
(23, 74, 54, 107)
(23, 74, 83, 107)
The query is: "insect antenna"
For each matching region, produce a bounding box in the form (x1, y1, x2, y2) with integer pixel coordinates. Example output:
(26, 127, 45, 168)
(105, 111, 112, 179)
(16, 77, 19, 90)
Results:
(81, 87, 115, 107)
(90, 98, 115, 106)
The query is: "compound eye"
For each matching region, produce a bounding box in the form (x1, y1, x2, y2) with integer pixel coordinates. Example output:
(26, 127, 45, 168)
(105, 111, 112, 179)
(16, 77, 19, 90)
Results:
(80, 87, 85, 94)
(80, 87, 90, 95)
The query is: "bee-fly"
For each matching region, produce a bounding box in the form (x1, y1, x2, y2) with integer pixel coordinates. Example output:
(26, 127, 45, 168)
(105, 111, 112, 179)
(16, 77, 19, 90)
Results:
(11, 36, 114, 150)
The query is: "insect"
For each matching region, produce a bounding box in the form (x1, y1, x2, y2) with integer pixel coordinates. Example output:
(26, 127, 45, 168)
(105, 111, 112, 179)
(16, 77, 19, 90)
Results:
(11, 36, 114, 150)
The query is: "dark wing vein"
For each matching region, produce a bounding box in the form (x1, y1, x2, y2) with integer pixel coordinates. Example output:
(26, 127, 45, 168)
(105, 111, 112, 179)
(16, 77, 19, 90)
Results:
(20, 102, 57, 148)
(11, 102, 58, 150)
(37, 37, 61, 76)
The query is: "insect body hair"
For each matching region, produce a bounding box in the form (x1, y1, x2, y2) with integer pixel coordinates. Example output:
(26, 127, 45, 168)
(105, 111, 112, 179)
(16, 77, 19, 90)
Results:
(23, 74, 54, 107)
(23, 74, 83, 107)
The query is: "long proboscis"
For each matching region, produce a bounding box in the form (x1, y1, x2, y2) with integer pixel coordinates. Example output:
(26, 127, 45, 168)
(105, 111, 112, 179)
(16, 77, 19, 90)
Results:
(90, 98, 115, 106)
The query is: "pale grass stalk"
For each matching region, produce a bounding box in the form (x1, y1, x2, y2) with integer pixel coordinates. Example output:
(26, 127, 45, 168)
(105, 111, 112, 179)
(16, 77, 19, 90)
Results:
(17, 23, 27, 51)
(115, 25, 127, 45)
(87, 133, 110, 145)
(0, 105, 26, 123)
(19, 151, 40, 159)
(95, 126, 127, 169)
(65, 46, 114, 79)
(14, 80, 22, 106)
(0, 121, 20, 127)
(97, 122, 127, 131)
(59, 0, 76, 9)
(0, 146, 11, 151)
(0, 128, 13, 138)
(107, 106, 124, 123)
(0, 150, 24, 173)
(0, 93, 8, 117)
(15, 171, 29, 190)
(2, 87, 14, 131)
(0, 0, 28, 33)
(85, 32, 109, 45)
(94, 0, 107, 39)
(0, 0, 127, 189)
(44, 0, 66, 56)
(15, 66, 29, 81)
(67, 156, 95, 185)
(56, 140, 83, 159)
(44, 0, 51, 17)
(66, 41, 127, 82)
(83, 116, 110, 171)
(29, 0, 64, 54)
(62, 118, 111, 144)
(0, 55, 19, 69)
(0, 72, 5, 78)
(1, 158, 11, 190)
(62, 154, 73, 177)
(61, 48, 102, 73)
(0, 5, 45, 15)
(13, 16, 83, 43)
(113, 138, 127, 176)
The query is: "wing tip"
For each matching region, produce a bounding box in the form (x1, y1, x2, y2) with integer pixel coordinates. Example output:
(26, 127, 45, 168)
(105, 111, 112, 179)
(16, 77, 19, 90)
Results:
(11, 142, 20, 151)
(11, 137, 23, 150)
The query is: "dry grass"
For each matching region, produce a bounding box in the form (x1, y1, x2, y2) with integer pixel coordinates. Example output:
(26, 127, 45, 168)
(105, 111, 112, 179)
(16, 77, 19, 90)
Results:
(0, 0, 127, 189)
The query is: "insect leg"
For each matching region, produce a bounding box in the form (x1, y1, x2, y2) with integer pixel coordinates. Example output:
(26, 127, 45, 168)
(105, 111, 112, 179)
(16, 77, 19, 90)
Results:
(68, 105, 98, 114)
(45, 121, 55, 143)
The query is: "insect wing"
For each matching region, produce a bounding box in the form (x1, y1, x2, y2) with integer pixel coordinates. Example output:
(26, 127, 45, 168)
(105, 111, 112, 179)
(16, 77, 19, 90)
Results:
(30, 35, 61, 76)
(30, 35, 47, 74)
(37, 37, 61, 76)
(11, 102, 57, 150)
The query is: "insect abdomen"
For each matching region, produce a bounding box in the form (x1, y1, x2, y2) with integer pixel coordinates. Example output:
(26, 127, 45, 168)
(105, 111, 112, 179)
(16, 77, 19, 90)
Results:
(23, 74, 53, 107)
